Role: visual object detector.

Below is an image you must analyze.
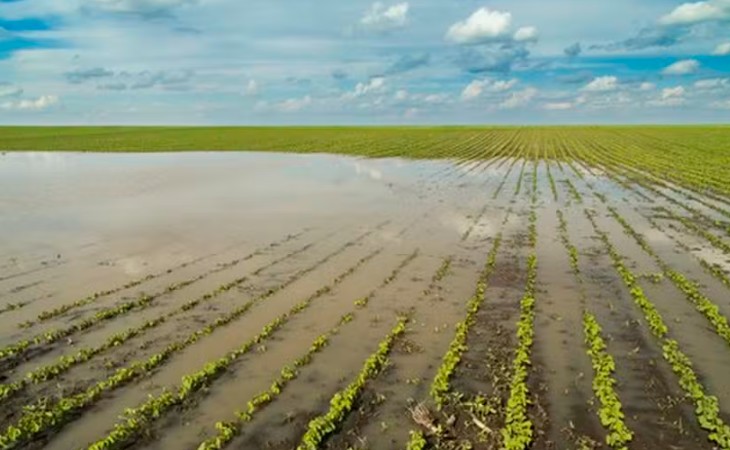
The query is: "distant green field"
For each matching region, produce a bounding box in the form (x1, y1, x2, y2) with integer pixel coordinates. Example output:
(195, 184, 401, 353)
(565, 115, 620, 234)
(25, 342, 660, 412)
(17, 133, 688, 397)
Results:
(1, 126, 729, 197)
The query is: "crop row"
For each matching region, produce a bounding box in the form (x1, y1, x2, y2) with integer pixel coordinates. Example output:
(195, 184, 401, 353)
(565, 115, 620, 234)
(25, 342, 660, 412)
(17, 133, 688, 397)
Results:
(295, 315, 409, 450)
(0, 301, 27, 316)
(194, 250, 419, 450)
(561, 178, 583, 204)
(87, 248, 406, 450)
(0, 242, 384, 449)
(583, 166, 730, 290)
(583, 169, 730, 296)
(547, 162, 558, 202)
(583, 312, 633, 450)
(0, 235, 323, 365)
(17, 231, 307, 329)
(514, 160, 527, 197)
(656, 206, 730, 255)
(197, 312, 354, 450)
(429, 232, 503, 408)
(0, 234, 364, 405)
(644, 214, 730, 289)
(585, 210, 730, 449)
(601, 205, 730, 349)
(500, 207, 537, 450)
(556, 209, 633, 448)
(492, 158, 519, 199)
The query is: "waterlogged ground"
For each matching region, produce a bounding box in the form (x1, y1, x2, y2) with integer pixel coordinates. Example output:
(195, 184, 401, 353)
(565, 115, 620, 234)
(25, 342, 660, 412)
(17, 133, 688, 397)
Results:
(1, 151, 730, 450)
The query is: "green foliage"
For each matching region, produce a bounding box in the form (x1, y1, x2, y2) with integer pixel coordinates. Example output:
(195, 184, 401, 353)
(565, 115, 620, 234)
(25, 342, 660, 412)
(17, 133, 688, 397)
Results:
(583, 312, 633, 449)
(0, 247, 381, 449)
(296, 316, 409, 450)
(586, 210, 730, 449)
(405, 430, 428, 450)
(430, 233, 502, 408)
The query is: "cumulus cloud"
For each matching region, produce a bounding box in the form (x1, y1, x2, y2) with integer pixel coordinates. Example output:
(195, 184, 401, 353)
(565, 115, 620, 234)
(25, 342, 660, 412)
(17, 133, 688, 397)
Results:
(582, 76, 619, 92)
(342, 77, 386, 100)
(383, 53, 429, 76)
(563, 42, 582, 57)
(714, 42, 730, 54)
(662, 59, 700, 75)
(499, 87, 537, 109)
(513, 26, 538, 42)
(640, 82, 656, 91)
(446, 8, 515, 44)
(650, 86, 686, 106)
(360, 2, 409, 31)
(694, 78, 729, 89)
(543, 102, 573, 110)
(1, 95, 58, 111)
(659, 0, 730, 26)
(461, 80, 486, 100)
(598, 1, 730, 51)
(278, 95, 312, 112)
(65, 67, 115, 84)
(460, 78, 518, 100)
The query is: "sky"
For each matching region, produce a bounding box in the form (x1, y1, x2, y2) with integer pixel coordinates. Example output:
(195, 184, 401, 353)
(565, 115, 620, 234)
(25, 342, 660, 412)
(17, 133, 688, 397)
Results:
(0, 0, 729, 125)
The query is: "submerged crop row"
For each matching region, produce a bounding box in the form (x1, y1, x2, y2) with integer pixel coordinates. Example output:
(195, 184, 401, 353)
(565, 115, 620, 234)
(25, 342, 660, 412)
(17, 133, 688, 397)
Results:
(0, 241, 384, 449)
(585, 209, 730, 449)
(0, 232, 324, 363)
(429, 231, 503, 408)
(500, 206, 538, 450)
(195, 250, 420, 450)
(556, 210, 633, 449)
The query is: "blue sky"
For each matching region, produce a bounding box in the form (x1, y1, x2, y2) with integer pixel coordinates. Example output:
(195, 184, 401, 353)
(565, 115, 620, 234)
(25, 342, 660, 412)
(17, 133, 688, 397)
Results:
(0, 0, 728, 124)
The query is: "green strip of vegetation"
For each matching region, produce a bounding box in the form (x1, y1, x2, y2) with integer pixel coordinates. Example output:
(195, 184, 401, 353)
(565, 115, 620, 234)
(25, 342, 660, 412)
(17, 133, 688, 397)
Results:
(295, 315, 409, 450)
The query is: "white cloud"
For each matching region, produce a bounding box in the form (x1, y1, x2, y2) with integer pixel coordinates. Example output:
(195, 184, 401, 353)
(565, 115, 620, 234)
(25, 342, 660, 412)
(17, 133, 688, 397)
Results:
(422, 93, 448, 104)
(394, 89, 408, 101)
(639, 82, 656, 91)
(694, 78, 729, 89)
(499, 87, 537, 109)
(361, 2, 409, 31)
(543, 102, 573, 110)
(492, 79, 518, 92)
(650, 86, 686, 106)
(1, 95, 59, 111)
(659, 1, 729, 25)
(513, 26, 538, 42)
(461, 80, 487, 100)
(446, 8, 512, 44)
(343, 77, 386, 99)
(583, 76, 619, 92)
(662, 59, 700, 75)
(662, 86, 685, 98)
(243, 79, 258, 96)
(278, 95, 311, 112)
(461, 78, 517, 100)
(713, 42, 730, 55)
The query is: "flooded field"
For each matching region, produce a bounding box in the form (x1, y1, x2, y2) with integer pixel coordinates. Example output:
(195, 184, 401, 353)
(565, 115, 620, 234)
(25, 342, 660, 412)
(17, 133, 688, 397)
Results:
(2, 148, 730, 450)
